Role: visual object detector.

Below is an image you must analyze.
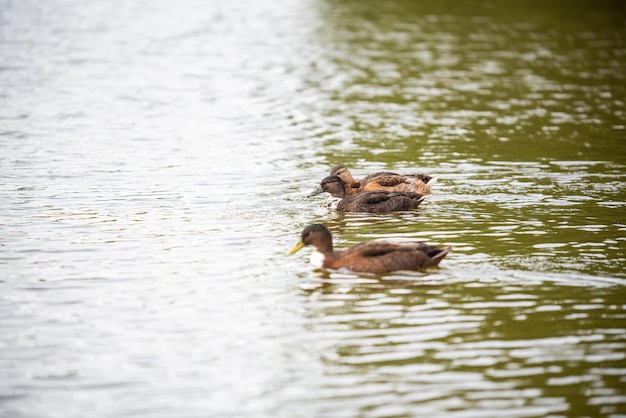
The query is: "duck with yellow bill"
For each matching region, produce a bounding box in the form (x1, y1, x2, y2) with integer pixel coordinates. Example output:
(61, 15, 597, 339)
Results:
(288, 224, 451, 273)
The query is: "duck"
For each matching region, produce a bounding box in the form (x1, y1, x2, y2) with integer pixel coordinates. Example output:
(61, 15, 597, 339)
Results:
(310, 175, 426, 213)
(330, 165, 438, 195)
(288, 223, 451, 273)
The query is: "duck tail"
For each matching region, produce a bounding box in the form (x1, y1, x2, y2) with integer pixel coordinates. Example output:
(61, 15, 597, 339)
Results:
(431, 246, 452, 265)
(426, 176, 439, 186)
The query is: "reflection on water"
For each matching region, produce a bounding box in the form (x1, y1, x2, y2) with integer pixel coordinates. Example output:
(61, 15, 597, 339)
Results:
(294, 274, 626, 417)
(1, 0, 625, 417)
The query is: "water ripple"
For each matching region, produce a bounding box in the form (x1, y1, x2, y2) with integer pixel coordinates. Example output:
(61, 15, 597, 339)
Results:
(2, 0, 626, 417)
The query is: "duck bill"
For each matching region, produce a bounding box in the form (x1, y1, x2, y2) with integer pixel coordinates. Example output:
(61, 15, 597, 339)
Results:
(308, 188, 325, 197)
(288, 240, 305, 255)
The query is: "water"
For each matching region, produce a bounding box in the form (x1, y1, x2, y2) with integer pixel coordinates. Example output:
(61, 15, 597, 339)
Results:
(1, 0, 625, 417)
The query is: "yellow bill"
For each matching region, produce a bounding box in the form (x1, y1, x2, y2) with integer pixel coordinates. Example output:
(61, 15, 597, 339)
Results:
(288, 240, 305, 255)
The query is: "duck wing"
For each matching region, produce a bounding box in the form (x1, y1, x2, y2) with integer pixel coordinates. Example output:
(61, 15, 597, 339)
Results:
(399, 242, 451, 262)
(360, 171, 398, 182)
(338, 191, 425, 212)
(384, 192, 427, 210)
(345, 241, 404, 257)
(360, 173, 437, 194)
(348, 190, 396, 204)
(339, 191, 398, 212)
(365, 175, 410, 188)
(334, 241, 451, 272)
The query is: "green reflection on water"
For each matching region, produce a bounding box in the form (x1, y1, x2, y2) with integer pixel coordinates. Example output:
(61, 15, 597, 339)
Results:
(300, 271, 626, 416)
(303, 0, 626, 279)
(294, 3, 626, 414)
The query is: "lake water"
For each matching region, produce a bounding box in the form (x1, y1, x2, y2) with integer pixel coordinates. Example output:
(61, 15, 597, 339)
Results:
(1, 0, 625, 417)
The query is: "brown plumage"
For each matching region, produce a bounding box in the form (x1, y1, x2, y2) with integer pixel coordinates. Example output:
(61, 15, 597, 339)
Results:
(330, 165, 438, 195)
(288, 224, 451, 273)
(310, 176, 426, 213)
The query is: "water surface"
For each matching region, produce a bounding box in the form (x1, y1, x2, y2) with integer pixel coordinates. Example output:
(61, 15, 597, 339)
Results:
(1, 0, 625, 417)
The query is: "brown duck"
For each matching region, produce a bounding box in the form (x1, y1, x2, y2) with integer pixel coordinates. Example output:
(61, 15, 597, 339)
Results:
(288, 223, 451, 273)
(330, 165, 438, 195)
(310, 175, 426, 213)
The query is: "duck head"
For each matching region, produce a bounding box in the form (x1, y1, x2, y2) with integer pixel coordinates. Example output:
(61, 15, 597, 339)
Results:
(330, 165, 356, 186)
(309, 175, 347, 198)
(288, 223, 334, 255)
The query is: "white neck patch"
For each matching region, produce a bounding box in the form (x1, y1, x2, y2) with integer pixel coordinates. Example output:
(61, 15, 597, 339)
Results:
(309, 250, 325, 268)
(327, 196, 342, 209)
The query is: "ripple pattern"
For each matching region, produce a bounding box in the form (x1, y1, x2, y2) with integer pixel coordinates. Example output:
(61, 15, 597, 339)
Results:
(1, 0, 625, 417)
